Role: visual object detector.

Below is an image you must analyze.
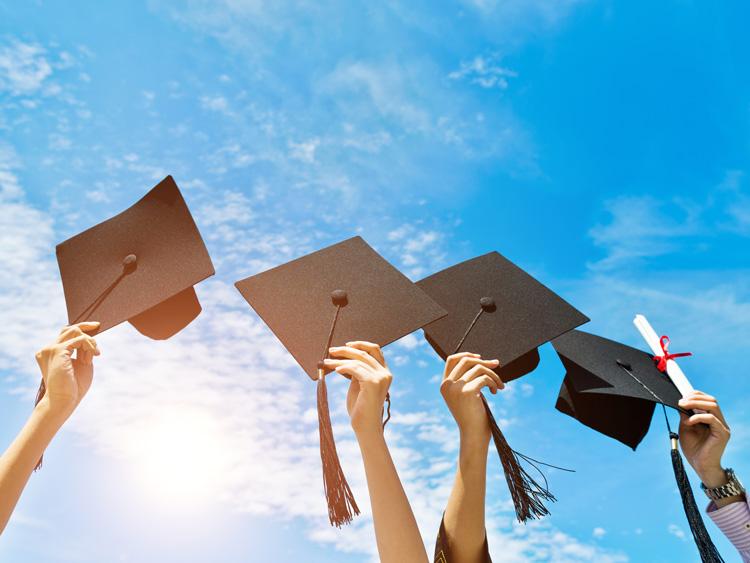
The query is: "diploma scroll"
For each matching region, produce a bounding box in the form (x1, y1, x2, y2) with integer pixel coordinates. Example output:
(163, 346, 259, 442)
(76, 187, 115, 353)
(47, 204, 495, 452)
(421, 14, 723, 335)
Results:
(633, 314, 694, 398)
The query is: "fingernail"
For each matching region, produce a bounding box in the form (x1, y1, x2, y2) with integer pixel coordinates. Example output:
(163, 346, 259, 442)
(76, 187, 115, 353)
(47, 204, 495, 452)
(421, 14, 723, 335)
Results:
(491, 359, 499, 364)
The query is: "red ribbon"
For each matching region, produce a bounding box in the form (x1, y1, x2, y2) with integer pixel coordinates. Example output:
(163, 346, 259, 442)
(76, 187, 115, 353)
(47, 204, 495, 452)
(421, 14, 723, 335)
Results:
(653, 335, 692, 372)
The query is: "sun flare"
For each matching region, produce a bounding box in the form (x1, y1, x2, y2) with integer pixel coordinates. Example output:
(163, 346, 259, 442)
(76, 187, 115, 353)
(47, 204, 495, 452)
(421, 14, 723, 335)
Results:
(129, 407, 231, 504)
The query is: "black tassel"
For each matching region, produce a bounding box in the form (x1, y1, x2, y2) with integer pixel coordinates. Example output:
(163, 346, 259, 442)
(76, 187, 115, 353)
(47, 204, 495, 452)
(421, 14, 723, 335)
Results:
(669, 432, 724, 563)
(317, 372, 359, 527)
(33, 378, 46, 471)
(481, 394, 556, 522)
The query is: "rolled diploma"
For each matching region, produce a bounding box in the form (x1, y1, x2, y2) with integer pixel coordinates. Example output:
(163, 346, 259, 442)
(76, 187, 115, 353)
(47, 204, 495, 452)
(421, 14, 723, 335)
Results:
(633, 314, 694, 398)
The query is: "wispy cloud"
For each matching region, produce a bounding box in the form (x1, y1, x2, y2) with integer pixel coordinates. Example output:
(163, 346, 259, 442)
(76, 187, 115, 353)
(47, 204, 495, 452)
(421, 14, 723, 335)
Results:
(0, 40, 53, 96)
(449, 55, 518, 90)
(587, 195, 700, 271)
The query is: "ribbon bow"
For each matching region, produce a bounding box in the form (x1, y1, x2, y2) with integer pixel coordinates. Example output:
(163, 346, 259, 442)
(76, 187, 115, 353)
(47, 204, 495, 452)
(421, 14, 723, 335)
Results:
(653, 335, 692, 373)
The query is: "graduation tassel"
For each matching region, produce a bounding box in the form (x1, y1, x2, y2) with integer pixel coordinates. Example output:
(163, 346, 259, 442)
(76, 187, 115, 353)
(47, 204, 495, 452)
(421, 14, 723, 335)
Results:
(482, 394, 555, 522)
(317, 368, 360, 527)
(315, 289, 359, 527)
(669, 433, 723, 562)
(452, 297, 561, 522)
(33, 379, 46, 471)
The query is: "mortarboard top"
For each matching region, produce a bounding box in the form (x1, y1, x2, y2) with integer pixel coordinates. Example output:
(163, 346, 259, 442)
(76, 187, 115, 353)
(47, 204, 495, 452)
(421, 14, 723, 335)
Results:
(233, 235, 447, 528)
(234, 235, 447, 380)
(417, 251, 590, 381)
(552, 330, 683, 450)
(552, 329, 725, 561)
(416, 251, 589, 523)
(56, 175, 215, 339)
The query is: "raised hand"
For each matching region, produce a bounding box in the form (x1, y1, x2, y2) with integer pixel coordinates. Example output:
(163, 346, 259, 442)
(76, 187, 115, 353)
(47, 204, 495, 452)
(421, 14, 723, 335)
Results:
(678, 390, 731, 488)
(440, 352, 503, 443)
(324, 341, 391, 435)
(35, 321, 100, 419)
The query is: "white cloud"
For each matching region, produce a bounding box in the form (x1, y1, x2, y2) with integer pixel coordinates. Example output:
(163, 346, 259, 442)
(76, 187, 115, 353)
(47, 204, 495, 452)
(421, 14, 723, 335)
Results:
(200, 95, 231, 114)
(387, 224, 448, 279)
(588, 196, 700, 271)
(0, 143, 23, 200)
(592, 526, 606, 538)
(460, 0, 587, 29)
(320, 60, 432, 133)
(667, 523, 686, 541)
(289, 138, 320, 163)
(449, 55, 518, 90)
(0, 40, 53, 96)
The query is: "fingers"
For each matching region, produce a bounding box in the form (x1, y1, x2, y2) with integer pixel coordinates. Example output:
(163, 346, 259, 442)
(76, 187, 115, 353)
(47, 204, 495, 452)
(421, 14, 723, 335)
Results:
(459, 364, 504, 391)
(345, 341, 386, 367)
(678, 394, 727, 426)
(322, 358, 371, 380)
(688, 390, 716, 402)
(678, 399, 719, 413)
(57, 322, 100, 342)
(446, 355, 499, 382)
(62, 334, 100, 357)
(464, 374, 501, 395)
(329, 345, 381, 370)
(685, 413, 730, 436)
(326, 360, 376, 382)
(444, 352, 481, 379)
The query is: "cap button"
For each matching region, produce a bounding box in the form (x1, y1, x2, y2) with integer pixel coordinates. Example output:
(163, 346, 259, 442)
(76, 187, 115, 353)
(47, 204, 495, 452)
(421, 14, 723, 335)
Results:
(479, 296, 496, 312)
(122, 254, 138, 273)
(331, 289, 348, 307)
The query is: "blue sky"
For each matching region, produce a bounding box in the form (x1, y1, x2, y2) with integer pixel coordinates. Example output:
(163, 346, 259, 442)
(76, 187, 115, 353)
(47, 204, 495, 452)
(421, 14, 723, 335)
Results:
(1, 0, 749, 561)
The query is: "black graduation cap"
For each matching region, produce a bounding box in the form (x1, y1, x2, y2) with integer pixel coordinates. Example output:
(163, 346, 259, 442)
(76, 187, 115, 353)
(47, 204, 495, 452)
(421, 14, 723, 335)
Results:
(552, 329, 724, 562)
(55, 175, 215, 338)
(417, 251, 590, 381)
(553, 329, 682, 450)
(35, 175, 215, 469)
(416, 251, 589, 523)
(234, 236, 447, 527)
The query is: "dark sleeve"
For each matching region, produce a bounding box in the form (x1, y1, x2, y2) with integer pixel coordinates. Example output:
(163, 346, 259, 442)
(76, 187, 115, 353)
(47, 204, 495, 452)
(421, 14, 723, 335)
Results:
(434, 515, 492, 563)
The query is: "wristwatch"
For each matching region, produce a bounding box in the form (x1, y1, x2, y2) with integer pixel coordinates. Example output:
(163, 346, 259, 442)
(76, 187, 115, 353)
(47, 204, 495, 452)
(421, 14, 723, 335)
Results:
(701, 468, 746, 501)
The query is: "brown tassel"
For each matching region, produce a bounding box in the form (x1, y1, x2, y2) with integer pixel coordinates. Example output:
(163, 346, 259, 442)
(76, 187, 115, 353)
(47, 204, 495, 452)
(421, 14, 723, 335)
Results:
(317, 371, 359, 527)
(669, 433, 724, 562)
(481, 394, 555, 522)
(33, 378, 46, 470)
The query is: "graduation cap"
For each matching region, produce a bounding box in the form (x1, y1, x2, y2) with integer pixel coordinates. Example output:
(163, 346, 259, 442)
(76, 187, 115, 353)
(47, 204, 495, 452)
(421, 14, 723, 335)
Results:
(553, 329, 682, 449)
(553, 320, 724, 562)
(417, 251, 590, 522)
(234, 236, 447, 527)
(55, 175, 215, 337)
(35, 176, 215, 467)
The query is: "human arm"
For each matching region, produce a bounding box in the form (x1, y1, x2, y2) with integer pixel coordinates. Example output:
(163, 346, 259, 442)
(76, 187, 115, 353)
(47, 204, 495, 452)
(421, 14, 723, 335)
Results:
(440, 352, 502, 563)
(0, 322, 99, 535)
(325, 341, 428, 563)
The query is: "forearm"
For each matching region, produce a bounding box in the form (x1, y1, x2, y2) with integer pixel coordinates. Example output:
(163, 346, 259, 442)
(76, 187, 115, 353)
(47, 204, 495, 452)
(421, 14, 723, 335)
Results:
(443, 430, 490, 563)
(355, 428, 428, 563)
(0, 399, 66, 534)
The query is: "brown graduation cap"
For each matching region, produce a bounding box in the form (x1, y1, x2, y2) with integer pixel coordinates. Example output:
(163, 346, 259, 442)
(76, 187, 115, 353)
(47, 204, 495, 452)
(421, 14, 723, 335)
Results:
(417, 251, 590, 522)
(234, 236, 447, 527)
(35, 176, 215, 469)
(552, 330, 724, 562)
(56, 175, 215, 338)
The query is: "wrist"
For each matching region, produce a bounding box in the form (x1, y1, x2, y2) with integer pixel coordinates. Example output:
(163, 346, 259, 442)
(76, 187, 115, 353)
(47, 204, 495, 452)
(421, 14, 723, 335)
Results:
(353, 425, 386, 449)
(696, 464, 727, 488)
(459, 427, 491, 451)
(33, 396, 72, 428)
